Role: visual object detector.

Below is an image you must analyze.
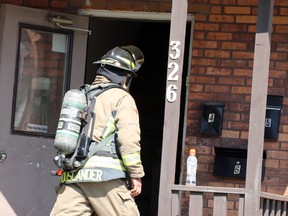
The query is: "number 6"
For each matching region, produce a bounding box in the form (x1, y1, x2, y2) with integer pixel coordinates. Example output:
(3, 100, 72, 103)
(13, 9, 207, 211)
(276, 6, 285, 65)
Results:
(166, 84, 177, 102)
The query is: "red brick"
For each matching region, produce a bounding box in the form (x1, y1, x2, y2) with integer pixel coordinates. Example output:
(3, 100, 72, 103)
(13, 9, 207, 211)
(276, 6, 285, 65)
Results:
(205, 50, 230, 58)
(272, 79, 286, 89)
(191, 67, 206, 74)
(273, 34, 288, 43)
(218, 77, 246, 85)
(197, 163, 209, 172)
(224, 6, 251, 14)
(0, 0, 22, 4)
(229, 101, 250, 112)
(268, 88, 285, 97)
(247, 25, 256, 33)
(198, 155, 214, 164)
(132, 2, 158, 11)
(275, 26, 288, 34)
(25, 0, 49, 7)
(188, 4, 211, 14)
(221, 41, 247, 50)
(275, 62, 288, 70)
(207, 32, 233, 40)
(209, 15, 235, 23)
(227, 121, 249, 130)
(219, 96, 245, 106)
(264, 142, 280, 150)
(189, 92, 214, 101)
(262, 177, 280, 186)
(233, 33, 255, 41)
(192, 49, 204, 57)
(236, 15, 257, 23)
(51, 0, 68, 8)
(240, 131, 248, 139)
(220, 23, 247, 32)
(231, 86, 251, 94)
(206, 67, 232, 76)
(222, 130, 240, 138)
(220, 59, 248, 68)
(194, 22, 220, 31)
(224, 112, 241, 121)
(193, 31, 205, 40)
(270, 52, 287, 61)
(279, 7, 288, 15)
(237, 0, 258, 6)
(191, 58, 217, 66)
(158, 2, 171, 12)
(195, 14, 209, 22)
(273, 16, 288, 25)
(267, 185, 287, 195)
(268, 150, 288, 160)
(280, 160, 288, 169)
(232, 51, 254, 59)
(107, 1, 132, 10)
(89, 0, 107, 9)
(193, 40, 218, 49)
(275, 0, 288, 6)
(70, 0, 85, 8)
(211, 6, 222, 14)
(210, 0, 237, 5)
(265, 159, 279, 168)
(276, 43, 288, 52)
(190, 76, 217, 84)
(205, 85, 230, 93)
(191, 84, 204, 92)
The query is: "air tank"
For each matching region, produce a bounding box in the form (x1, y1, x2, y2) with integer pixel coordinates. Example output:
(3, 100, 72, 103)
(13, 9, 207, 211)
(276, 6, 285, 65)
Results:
(54, 89, 86, 155)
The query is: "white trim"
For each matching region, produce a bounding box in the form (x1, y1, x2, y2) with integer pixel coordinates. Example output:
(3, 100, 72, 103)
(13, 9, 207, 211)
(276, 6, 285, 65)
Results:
(77, 9, 194, 21)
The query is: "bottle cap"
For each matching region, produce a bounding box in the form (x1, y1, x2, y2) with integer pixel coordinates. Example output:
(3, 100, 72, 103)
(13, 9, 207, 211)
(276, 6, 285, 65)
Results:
(189, 149, 196, 155)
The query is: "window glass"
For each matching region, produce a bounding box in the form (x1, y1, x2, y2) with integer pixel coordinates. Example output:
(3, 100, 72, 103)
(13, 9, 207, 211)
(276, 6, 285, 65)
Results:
(13, 24, 72, 136)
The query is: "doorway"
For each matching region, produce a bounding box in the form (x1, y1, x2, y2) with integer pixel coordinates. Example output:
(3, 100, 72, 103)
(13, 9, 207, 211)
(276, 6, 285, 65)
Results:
(85, 17, 192, 216)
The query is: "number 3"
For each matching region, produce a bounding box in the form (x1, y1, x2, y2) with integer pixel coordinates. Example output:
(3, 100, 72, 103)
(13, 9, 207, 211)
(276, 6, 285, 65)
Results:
(169, 41, 181, 60)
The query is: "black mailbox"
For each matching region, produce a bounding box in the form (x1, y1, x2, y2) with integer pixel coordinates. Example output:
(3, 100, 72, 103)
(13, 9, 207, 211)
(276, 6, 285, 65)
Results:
(213, 147, 266, 179)
(265, 95, 283, 140)
(200, 102, 224, 137)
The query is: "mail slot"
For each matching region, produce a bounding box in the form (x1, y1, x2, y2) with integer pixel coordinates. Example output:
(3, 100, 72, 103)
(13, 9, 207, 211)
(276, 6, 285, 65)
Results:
(265, 95, 283, 140)
(200, 102, 224, 137)
(213, 147, 266, 179)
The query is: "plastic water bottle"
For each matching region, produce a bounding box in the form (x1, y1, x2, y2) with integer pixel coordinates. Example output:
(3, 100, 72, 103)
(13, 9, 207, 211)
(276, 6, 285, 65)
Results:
(186, 148, 197, 186)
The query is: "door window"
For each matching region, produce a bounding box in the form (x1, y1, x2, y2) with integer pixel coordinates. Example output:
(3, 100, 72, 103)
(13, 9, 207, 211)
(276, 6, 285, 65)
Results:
(12, 23, 73, 136)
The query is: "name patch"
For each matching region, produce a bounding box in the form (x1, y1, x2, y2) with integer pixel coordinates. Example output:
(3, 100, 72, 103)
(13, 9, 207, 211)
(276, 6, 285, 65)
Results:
(60, 169, 103, 183)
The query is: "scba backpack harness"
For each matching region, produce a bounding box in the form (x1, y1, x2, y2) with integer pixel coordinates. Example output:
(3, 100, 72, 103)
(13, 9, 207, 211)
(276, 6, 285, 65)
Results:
(52, 83, 126, 175)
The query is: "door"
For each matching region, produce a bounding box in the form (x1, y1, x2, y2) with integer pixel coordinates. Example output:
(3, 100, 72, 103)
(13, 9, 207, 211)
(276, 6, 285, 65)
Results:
(85, 15, 192, 216)
(0, 4, 89, 215)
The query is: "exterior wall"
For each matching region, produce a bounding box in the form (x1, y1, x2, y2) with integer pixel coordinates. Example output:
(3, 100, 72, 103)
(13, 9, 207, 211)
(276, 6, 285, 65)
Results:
(1, 0, 288, 214)
(188, 0, 288, 193)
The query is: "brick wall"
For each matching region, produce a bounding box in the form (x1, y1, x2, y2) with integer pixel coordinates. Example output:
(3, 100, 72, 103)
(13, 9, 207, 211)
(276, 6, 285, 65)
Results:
(1, 0, 288, 214)
(187, 0, 288, 198)
(182, 1, 288, 213)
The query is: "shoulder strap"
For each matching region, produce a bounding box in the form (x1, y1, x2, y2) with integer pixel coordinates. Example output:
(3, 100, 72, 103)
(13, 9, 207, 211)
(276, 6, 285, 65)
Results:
(82, 82, 126, 133)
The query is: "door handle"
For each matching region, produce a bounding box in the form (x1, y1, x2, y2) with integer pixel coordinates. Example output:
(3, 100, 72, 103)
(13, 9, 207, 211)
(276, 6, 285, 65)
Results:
(0, 152, 7, 161)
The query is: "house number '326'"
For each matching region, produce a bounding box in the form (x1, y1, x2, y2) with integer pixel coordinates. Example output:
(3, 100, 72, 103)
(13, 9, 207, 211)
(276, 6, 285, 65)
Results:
(166, 41, 181, 103)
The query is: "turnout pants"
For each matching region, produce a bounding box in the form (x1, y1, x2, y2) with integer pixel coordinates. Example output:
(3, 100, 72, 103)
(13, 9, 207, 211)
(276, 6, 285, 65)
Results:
(50, 179, 140, 216)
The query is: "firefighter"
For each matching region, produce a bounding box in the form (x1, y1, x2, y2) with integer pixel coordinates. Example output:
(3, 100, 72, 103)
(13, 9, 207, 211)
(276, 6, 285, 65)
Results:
(50, 45, 145, 216)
